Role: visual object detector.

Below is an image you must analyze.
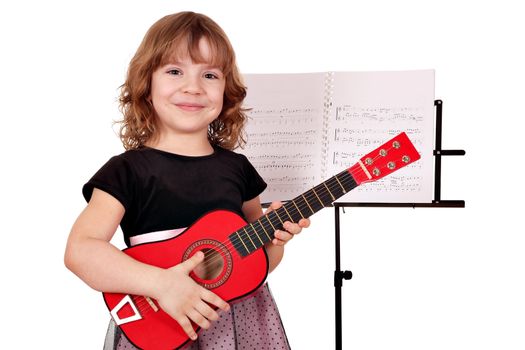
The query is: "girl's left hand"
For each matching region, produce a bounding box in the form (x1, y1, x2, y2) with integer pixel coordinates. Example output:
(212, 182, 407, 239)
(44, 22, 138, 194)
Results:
(266, 201, 311, 246)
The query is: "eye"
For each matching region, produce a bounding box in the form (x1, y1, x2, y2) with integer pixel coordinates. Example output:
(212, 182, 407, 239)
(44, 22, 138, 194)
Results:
(204, 72, 220, 80)
(167, 68, 182, 76)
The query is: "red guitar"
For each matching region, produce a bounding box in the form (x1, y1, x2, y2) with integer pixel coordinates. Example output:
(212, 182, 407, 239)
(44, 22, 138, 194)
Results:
(103, 132, 420, 349)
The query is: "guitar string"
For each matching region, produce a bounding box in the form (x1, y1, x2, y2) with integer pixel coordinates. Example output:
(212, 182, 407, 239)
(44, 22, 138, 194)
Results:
(198, 146, 406, 270)
(197, 145, 408, 271)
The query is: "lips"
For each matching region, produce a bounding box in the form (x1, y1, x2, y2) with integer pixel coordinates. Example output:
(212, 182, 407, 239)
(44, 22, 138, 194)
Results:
(175, 102, 205, 112)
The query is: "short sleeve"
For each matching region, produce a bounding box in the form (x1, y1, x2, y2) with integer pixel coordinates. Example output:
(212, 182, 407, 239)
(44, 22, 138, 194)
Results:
(240, 154, 267, 201)
(82, 155, 136, 210)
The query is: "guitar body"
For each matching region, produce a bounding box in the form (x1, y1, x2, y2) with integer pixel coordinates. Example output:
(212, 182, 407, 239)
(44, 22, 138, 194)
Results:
(103, 210, 269, 350)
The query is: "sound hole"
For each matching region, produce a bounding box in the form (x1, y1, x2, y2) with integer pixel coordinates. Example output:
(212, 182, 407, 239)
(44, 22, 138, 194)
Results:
(193, 248, 224, 281)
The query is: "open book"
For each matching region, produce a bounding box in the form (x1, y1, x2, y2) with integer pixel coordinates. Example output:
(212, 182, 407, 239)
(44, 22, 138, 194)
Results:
(238, 70, 435, 204)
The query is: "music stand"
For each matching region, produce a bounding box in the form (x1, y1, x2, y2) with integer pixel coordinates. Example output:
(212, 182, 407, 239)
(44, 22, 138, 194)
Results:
(332, 100, 466, 350)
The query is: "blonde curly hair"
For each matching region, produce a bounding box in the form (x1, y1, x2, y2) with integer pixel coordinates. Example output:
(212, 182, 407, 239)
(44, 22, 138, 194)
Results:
(117, 12, 247, 150)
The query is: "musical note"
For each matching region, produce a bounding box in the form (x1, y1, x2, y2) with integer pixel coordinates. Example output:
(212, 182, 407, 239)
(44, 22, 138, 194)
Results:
(247, 107, 321, 126)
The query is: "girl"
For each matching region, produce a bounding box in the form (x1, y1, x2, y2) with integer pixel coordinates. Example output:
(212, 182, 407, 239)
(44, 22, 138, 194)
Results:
(65, 11, 310, 350)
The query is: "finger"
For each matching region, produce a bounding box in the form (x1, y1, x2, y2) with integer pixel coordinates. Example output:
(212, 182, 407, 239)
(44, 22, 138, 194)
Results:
(299, 218, 311, 228)
(187, 308, 211, 330)
(181, 251, 205, 274)
(265, 201, 283, 213)
(194, 301, 220, 322)
(283, 222, 302, 235)
(270, 201, 283, 209)
(274, 230, 293, 242)
(175, 315, 199, 341)
(272, 238, 286, 246)
(201, 289, 230, 312)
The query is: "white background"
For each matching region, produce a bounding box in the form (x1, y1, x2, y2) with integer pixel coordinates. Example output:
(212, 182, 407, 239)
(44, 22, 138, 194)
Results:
(1, 0, 523, 349)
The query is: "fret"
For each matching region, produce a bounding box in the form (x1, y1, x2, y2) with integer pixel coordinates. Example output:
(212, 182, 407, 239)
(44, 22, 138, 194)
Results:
(326, 178, 343, 199)
(281, 205, 294, 222)
(265, 214, 277, 231)
(267, 212, 283, 234)
(236, 231, 248, 251)
(301, 194, 315, 215)
(338, 170, 357, 193)
(329, 173, 349, 198)
(334, 174, 347, 194)
(231, 231, 249, 256)
(250, 223, 264, 245)
(311, 186, 326, 207)
(292, 200, 305, 219)
(323, 182, 336, 201)
(274, 209, 284, 224)
(230, 218, 277, 257)
(243, 227, 257, 250)
(292, 186, 328, 217)
(258, 218, 273, 241)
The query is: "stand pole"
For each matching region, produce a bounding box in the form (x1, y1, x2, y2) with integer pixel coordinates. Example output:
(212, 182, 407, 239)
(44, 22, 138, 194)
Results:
(334, 204, 352, 350)
(334, 205, 342, 350)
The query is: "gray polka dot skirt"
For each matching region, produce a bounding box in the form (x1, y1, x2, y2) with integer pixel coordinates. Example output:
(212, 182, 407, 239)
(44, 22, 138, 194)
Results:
(104, 283, 291, 350)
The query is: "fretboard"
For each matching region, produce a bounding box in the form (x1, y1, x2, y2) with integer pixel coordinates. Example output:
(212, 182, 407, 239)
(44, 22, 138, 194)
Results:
(228, 169, 357, 257)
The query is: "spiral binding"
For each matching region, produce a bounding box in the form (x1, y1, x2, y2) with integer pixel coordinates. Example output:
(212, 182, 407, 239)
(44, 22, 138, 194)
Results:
(321, 71, 335, 180)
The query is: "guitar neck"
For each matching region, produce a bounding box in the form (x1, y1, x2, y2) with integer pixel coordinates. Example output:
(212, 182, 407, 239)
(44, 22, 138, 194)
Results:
(229, 168, 357, 257)
(229, 131, 421, 257)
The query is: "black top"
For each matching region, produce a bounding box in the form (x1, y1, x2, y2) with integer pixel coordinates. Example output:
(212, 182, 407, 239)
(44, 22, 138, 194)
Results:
(83, 146, 267, 247)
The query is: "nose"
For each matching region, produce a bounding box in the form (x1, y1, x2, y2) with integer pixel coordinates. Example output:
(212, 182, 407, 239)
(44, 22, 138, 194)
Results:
(182, 73, 203, 95)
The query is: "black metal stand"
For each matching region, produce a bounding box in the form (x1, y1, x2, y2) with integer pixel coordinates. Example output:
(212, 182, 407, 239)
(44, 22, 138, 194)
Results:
(333, 100, 465, 350)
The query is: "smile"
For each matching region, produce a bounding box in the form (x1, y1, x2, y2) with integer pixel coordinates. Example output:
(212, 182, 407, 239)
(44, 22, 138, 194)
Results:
(175, 103, 205, 112)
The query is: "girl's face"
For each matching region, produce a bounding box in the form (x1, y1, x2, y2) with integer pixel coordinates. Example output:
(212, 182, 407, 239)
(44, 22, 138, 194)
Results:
(150, 38, 225, 141)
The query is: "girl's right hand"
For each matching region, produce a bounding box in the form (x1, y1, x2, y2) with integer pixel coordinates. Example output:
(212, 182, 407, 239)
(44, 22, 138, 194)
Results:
(154, 251, 230, 341)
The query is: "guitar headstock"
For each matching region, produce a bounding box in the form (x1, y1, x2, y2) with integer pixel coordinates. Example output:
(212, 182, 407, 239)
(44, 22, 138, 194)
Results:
(349, 132, 421, 185)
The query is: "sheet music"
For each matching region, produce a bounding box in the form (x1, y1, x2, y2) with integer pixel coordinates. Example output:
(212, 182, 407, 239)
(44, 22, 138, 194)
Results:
(239, 70, 435, 204)
(328, 70, 435, 202)
(242, 73, 326, 203)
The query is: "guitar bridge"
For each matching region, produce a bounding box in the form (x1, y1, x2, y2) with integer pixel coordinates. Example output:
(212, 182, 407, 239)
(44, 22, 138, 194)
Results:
(110, 295, 142, 326)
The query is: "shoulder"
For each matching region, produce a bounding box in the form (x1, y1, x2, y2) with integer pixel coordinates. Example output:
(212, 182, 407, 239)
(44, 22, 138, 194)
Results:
(214, 146, 251, 164)
(82, 149, 151, 202)
(213, 147, 260, 176)
(117, 147, 152, 163)
(91, 149, 146, 180)
(99, 148, 144, 167)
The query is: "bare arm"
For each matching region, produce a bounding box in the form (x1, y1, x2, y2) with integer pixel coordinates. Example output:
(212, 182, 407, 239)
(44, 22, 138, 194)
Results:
(64, 188, 161, 295)
(64, 188, 229, 340)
